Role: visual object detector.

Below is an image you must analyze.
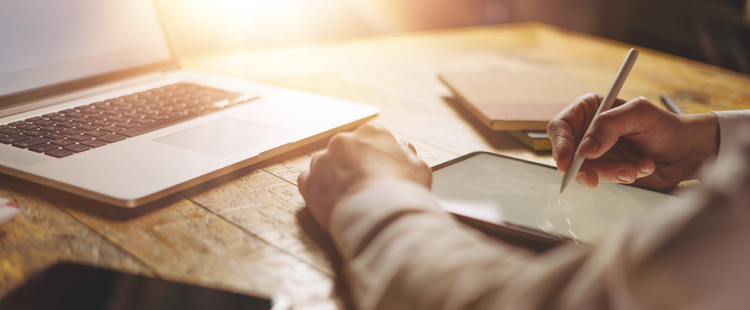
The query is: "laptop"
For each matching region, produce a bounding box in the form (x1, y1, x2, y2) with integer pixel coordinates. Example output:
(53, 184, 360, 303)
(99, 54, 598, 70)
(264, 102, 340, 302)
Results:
(0, 0, 378, 207)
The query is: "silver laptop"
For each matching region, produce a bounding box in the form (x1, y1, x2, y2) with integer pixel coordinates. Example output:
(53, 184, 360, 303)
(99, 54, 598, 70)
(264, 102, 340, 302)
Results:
(0, 0, 378, 207)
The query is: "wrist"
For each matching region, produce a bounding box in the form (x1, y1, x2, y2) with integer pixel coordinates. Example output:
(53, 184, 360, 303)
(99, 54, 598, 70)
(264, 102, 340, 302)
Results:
(679, 113, 719, 167)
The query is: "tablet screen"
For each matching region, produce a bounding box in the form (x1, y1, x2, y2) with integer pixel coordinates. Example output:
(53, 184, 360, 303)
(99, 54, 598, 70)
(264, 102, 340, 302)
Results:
(432, 153, 676, 244)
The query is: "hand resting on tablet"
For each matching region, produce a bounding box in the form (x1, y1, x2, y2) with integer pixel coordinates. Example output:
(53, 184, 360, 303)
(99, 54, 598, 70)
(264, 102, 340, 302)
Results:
(297, 123, 431, 231)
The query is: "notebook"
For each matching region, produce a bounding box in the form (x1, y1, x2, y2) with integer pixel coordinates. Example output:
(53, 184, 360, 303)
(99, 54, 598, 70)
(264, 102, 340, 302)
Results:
(439, 67, 591, 131)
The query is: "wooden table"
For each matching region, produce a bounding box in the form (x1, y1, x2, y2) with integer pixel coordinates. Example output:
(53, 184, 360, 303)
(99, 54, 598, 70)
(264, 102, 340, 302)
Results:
(1, 23, 749, 309)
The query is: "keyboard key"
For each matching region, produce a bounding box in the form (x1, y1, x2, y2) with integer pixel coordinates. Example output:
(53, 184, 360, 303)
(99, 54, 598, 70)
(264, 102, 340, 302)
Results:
(100, 126, 124, 132)
(60, 128, 84, 135)
(123, 112, 143, 118)
(60, 109, 78, 114)
(68, 134, 92, 142)
(16, 124, 38, 131)
(13, 137, 50, 148)
(33, 120, 55, 126)
(73, 118, 90, 124)
(0, 134, 30, 144)
(92, 120, 113, 127)
(44, 132, 68, 139)
(42, 112, 61, 118)
(115, 122, 138, 128)
(188, 110, 208, 117)
(25, 116, 44, 122)
(81, 139, 107, 148)
(108, 116, 130, 123)
(78, 108, 98, 114)
(98, 134, 126, 143)
(29, 143, 59, 153)
(119, 115, 195, 137)
(103, 110, 121, 116)
(66, 112, 86, 118)
(63, 144, 90, 153)
(57, 122, 77, 128)
(23, 130, 48, 137)
(84, 130, 107, 137)
(49, 116, 72, 122)
(131, 118, 154, 124)
(86, 114, 107, 120)
(41, 125, 65, 132)
(76, 124, 99, 131)
(0, 128, 23, 135)
(9, 121, 27, 127)
(45, 148, 75, 158)
(111, 101, 131, 108)
(51, 138, 75, 146)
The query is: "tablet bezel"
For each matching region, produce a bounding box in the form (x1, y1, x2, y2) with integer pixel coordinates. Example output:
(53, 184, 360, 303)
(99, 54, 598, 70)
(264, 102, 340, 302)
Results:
(431, 151, 673, 251)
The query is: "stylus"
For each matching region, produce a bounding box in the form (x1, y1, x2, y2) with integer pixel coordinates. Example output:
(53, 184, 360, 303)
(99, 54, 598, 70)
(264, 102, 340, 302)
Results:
(560, 48, 639, 194)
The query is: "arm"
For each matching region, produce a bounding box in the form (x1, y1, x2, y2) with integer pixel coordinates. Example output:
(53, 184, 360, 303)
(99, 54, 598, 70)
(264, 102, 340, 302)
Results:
(300, 122, 750, 310)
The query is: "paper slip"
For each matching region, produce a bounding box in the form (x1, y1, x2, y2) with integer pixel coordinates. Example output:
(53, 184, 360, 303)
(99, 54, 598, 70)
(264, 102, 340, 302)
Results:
(0, 197, 19, 226)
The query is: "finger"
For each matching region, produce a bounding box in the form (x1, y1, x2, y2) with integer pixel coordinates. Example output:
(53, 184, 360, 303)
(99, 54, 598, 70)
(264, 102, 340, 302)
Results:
(548, 117, 576, 173)
(297, 171, 310, 195)
(576, 162, 599, 189)
(327, 133, 352, 152)
(357, 123, 399, 146)
(635, 157, 656, 179)
(400, 141, 417, 155)
(579, 98, 660, 160)
(585, 159, 639, 184)
(548, 93, 627, 173)
(309, 151, 324, 170)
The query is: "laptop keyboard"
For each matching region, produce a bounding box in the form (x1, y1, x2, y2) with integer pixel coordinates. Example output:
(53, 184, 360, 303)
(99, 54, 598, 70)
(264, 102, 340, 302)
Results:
(0, 83, 249, 158)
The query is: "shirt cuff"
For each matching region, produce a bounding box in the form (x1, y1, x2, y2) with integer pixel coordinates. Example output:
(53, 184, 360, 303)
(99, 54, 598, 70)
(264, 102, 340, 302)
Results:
(329, 180, 455, 261)
(712, 110, 750, 160)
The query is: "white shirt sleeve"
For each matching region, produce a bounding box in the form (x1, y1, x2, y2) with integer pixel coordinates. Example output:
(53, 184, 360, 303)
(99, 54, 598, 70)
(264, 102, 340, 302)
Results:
(711, 110, 750, 159)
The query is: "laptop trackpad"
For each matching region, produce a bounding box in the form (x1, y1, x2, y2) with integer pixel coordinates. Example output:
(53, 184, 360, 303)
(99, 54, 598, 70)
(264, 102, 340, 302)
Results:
(155, 119, 294, 157)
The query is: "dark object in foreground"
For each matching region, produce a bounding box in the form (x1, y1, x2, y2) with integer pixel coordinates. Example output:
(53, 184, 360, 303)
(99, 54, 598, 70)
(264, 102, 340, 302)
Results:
(0, 263, 275, 310)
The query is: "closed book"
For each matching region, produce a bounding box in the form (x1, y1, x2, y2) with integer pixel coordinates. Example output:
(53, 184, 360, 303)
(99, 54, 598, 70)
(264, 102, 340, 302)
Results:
(439, 67, 591, 131)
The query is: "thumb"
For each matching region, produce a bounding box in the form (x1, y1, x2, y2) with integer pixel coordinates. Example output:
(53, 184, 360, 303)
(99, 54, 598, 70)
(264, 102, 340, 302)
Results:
(399, 141, 417, 156)
(579, 98, 658, 159)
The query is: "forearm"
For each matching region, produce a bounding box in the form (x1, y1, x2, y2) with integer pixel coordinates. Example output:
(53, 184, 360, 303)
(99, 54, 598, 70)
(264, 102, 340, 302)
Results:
(330, 181, 538, 310)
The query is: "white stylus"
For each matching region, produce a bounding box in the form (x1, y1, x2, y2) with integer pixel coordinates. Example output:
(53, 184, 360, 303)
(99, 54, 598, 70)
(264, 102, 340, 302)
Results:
(560, 48, 639, 194)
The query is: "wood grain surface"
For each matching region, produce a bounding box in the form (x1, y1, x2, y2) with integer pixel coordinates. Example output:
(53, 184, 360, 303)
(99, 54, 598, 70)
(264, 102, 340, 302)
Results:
(1, 23, 749, 309)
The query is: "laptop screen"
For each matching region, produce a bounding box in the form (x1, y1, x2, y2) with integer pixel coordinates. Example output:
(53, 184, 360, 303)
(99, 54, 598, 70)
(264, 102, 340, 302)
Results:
(0, 0, 171, 99)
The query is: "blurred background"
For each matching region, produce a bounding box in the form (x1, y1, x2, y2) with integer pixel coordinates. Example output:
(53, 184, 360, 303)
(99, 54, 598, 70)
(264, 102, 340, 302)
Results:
(163, 0, 750, 74)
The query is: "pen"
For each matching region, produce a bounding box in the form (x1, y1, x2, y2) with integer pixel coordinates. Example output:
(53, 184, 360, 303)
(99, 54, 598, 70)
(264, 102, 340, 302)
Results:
(660, 92, 685, 115)
(560, 48, 639, 194)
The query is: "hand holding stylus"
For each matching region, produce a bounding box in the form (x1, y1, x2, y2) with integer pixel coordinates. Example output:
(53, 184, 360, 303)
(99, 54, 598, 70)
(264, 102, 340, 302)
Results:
(558, 48, 639, 193)
(549, 87, 720, 190)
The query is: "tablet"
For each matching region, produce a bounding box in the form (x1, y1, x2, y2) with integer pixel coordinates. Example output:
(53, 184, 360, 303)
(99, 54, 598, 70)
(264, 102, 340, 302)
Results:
(432, 152, 676, 247)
